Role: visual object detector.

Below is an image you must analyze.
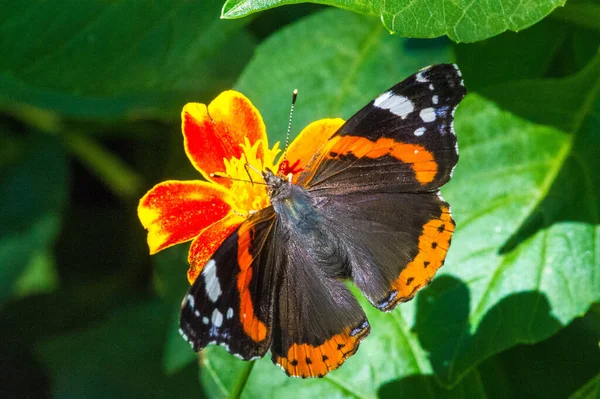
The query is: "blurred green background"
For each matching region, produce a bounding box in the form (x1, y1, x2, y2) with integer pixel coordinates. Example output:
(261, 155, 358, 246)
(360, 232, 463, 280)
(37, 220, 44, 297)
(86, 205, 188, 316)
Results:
(1, 1, 599, 398)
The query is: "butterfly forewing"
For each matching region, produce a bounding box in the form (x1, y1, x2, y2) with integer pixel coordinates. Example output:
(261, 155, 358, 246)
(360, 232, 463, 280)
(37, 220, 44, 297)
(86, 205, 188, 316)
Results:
(299, 64, 465, 194)
(179, 209, 278, 360)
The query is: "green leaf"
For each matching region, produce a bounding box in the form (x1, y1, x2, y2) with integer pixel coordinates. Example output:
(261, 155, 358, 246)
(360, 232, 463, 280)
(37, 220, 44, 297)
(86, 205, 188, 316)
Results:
(236, 9, 453, 146)
(494, 311, 600, 398)
(551, 0, 600, 32)
(477, 49, 600, 133)
(569, 372, 600, 399)
(163, 304, 199, 375)
(0, 132, 67, 302)
(35, 301, 200, 399)
(222, 0, 566, 42)
(155, 246, 200, 374)
(13, 251, 59, 298)
(428, 70, 600, 383)
(191, 9, 600, 394)
(200, 309, 488, 398)
(454, 18, 568, 90)
(0, 0, 254, 121)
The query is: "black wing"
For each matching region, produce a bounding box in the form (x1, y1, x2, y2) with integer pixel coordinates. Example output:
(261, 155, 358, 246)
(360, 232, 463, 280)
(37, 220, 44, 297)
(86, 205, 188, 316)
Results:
(320, 191, 454, 311)
(179, 208, 278, 360)
(268, 219, 370, 378)
(298, 64, 465, 195)
(298, 64, 464, 311)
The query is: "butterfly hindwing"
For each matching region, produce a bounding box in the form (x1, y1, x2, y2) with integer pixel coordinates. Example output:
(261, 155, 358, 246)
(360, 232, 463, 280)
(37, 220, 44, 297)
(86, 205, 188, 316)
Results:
(319, 191, 454, 311)
(179, 208, 278, 360)
(268, 220, 370, 377)
(180, 201, 370, 376)
(299, 64, 465, 194)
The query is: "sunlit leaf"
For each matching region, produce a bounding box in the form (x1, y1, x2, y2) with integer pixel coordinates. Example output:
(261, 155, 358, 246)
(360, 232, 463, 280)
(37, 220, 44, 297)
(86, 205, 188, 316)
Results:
(222, 0, 566, 42)
(236, 9, 452, 146)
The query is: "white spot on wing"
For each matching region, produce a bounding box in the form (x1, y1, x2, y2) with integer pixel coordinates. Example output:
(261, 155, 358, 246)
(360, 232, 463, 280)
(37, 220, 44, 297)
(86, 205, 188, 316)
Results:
(227, 308, 234, 319)
(194, 310, 200, 317)
(202, 316, 209, 325)
(178, 328, 188, 341)
(373, 90, 393, 107)
(414, 127, 426, 136)
(185, 294, 195, 309)
(432, 95, 439, 104)
(453, 64, 462, 77)
(420, 108, 436, 123)
(429, 84, 434, 90)
(451, 107, 458, 136)
(202, 259, 221, 302)
(211, 309, 223, 328)
(416, 71, 428, 83)
(373, 91, 414, 119)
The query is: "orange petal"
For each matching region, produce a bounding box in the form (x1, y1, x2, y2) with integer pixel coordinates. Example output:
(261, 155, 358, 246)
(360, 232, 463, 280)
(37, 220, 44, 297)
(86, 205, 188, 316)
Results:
(138, 180, 236, 254)
(182, 91, 267, 185)
(279, 118, 344, 182)
(187, 212, 244, 284)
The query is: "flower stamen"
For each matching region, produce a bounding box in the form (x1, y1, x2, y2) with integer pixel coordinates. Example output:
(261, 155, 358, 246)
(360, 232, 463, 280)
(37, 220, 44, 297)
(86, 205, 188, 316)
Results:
(222, 138, 281, 214)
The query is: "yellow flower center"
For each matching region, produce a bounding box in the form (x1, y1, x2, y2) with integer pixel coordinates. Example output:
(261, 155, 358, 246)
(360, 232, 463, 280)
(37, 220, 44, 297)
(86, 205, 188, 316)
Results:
(223, 138, 281, 214)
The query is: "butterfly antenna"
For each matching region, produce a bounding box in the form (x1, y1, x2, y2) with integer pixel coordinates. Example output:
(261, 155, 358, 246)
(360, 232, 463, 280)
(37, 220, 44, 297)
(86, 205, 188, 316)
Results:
(244, 163, 256, 185)
(210, 172, 267, 185)
(278, 89, 298, 176)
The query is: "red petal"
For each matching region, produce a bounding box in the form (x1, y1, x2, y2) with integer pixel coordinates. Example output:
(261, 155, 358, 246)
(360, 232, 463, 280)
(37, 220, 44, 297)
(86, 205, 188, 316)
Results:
(279, 118, 344, 182)
(138, 180, 236, 254)
(182, 91, 267, 186)
(187, 213, 244, 284)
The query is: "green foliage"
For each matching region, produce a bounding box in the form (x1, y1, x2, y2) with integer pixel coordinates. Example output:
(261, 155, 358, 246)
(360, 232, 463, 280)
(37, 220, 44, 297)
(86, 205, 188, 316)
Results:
(0, 132, 67, 302)
(0, 0, 254, 120)
(222, 0, 567, 42)
(0, 0, 599, 398)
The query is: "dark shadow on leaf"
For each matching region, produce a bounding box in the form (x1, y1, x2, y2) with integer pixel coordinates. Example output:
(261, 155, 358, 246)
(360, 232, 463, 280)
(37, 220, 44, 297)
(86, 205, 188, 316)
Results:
(378, 275, 563, 395)
(412, 276, 562, 386)
(411, 275, 470, 374)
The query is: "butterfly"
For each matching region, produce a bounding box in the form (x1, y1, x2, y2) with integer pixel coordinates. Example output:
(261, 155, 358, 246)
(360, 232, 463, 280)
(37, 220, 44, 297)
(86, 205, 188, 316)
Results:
(179, 64, 466, 378)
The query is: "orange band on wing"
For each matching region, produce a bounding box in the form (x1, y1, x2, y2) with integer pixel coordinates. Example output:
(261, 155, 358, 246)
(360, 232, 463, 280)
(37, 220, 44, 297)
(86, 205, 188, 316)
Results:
(187, 213, 244, 284)
(384, 206, 454, 310)
(274, 322, 370, 378)
(326, 135, 438, 184)
(236, 225, 268, 342)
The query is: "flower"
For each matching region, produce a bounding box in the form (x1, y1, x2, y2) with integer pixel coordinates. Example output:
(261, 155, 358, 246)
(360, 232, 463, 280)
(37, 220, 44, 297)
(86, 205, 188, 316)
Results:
(138, 90, 344, 283)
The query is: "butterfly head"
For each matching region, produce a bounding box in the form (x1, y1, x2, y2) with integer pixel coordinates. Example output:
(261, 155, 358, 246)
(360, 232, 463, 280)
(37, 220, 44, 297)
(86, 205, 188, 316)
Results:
(263, 168, 290, 199)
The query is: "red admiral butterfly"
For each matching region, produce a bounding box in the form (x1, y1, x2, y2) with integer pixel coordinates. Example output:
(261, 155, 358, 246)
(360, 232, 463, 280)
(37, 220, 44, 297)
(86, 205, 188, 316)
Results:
(179, 64, 466, 378)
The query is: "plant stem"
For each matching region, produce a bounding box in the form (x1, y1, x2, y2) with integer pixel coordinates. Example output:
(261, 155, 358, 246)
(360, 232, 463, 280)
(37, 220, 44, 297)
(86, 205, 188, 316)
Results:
(64, 132, 143, 200)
